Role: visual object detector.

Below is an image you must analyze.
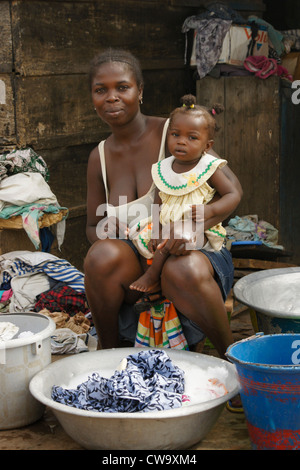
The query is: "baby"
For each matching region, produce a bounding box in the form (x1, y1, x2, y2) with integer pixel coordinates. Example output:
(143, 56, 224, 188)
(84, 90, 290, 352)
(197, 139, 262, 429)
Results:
(129, 94, 237, 299)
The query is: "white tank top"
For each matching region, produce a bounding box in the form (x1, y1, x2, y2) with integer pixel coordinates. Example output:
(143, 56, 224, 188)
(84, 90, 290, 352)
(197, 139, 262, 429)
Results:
(98, 119, 169, 228)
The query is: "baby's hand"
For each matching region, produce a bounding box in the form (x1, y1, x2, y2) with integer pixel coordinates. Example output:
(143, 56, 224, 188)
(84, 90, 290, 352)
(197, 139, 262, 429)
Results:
(191, 204, 204, 223)
(147, 238, 161, 254)
(191, 204, 214, 223)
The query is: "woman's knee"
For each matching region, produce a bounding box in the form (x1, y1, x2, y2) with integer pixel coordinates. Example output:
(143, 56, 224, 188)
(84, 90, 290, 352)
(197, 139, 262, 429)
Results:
(84, 239, 142, 285)
(161, 253, 213, 291)
(84, 239, 124, 278)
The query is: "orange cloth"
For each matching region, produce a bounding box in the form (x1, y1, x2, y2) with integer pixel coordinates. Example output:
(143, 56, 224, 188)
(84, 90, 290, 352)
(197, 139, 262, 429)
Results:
(135, 300, 188, 350)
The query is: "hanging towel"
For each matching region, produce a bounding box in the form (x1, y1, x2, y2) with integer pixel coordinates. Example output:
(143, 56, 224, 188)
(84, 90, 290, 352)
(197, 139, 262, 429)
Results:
(182, 17, 232, 78)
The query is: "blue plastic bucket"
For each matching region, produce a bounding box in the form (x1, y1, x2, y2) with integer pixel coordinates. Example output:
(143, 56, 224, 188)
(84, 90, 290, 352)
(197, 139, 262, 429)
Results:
(226, 333, 300, 450)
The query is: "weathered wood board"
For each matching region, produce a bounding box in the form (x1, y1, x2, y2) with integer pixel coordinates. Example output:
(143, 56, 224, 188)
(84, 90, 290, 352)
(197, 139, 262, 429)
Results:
(197, 76, 300, 263)
(197, 76, 281, 229)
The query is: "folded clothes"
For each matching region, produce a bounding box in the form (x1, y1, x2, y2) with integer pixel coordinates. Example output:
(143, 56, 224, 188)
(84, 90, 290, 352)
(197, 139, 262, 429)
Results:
(35, 284, 89, 315)
(0, 289, 12, 302)
(39, 309, 91, 335)
(51, 328, 94, 355)
(226, 214, 284, 250)
(51, 349, 185, 413)
(0, 148, 49, 183)
(10, 272, 51, 312)
(0, 202, 68, 250)
(0, 172, 57, 211)
(244, 55, 293, 80)
(281, 29, 300, 51)
(0, 251, 85, 294)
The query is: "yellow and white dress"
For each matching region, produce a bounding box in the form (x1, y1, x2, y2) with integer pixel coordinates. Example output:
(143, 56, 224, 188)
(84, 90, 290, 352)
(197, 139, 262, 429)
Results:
(129, 152, 227, 258)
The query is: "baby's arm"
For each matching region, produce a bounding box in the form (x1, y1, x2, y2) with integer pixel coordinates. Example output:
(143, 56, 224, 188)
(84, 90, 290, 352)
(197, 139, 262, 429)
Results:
(147, 188, 163, 253)
(192, 168, 241, 230)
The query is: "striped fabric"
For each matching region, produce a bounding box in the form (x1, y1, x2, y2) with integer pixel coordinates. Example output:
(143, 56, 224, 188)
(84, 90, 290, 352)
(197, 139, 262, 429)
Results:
(1, 258, 85, 293)
(135, 300, 189, 350)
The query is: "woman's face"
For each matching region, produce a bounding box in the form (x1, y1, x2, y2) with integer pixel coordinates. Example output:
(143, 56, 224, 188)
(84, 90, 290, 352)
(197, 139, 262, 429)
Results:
(91, 61, 143, 127)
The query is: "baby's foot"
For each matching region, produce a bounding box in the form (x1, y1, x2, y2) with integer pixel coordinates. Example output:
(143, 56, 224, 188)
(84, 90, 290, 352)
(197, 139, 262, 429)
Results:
(130, 271, 160, 293)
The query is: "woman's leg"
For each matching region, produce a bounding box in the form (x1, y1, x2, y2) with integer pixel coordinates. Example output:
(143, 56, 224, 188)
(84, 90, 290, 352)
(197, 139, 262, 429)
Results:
(84, 239, 143, 349)
(161, 251, 233, 359)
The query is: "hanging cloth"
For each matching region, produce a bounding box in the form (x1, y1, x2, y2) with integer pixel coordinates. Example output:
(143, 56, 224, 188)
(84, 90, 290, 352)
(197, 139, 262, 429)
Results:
(135, 300, 189, 350)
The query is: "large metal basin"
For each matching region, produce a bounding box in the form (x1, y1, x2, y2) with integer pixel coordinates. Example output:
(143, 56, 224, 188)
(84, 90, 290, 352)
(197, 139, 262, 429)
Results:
(30, 347, 240, 450)
(234, 268, 300, 334)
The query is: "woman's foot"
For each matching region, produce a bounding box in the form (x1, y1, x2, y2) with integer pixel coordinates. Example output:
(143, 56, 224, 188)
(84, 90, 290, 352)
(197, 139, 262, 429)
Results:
(226, 394, 243, 413)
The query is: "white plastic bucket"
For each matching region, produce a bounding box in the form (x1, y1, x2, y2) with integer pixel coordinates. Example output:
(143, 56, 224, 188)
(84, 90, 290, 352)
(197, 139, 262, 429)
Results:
(0, 313, 56, 429)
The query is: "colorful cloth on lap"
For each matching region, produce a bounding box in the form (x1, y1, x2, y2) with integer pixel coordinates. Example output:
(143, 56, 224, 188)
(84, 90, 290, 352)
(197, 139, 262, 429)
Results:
(51, 349, 185, 413)
(135, 300, 189, 350)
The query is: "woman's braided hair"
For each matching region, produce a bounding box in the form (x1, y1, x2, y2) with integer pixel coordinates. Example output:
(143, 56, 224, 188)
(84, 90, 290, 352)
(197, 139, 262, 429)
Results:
(89, 48, 144, 90)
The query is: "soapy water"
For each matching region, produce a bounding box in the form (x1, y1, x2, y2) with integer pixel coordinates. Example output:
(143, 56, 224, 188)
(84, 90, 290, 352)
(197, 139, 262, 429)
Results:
(244, 274, 300, 315)
(177, 360, 229, 404)
(1, 323, 229, 406)
(60, 357, 229, 407)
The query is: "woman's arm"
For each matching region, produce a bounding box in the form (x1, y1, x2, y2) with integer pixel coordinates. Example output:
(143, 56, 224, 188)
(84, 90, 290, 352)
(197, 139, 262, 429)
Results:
(86, 147, 107, 244)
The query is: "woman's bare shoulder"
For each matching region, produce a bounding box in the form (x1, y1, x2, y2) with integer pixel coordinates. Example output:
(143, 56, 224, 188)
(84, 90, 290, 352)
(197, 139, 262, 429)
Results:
(145, 115, 167, 131)
(89, 143, 100, 159)
(87, 144, 101, 175)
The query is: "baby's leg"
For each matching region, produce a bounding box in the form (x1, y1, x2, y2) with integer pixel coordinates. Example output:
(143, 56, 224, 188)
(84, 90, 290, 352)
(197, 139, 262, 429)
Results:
(130, 250, 168, 292)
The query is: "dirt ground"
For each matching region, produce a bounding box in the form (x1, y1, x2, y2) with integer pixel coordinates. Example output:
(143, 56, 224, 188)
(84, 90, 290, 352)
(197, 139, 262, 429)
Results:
(0, 305, 255, 451)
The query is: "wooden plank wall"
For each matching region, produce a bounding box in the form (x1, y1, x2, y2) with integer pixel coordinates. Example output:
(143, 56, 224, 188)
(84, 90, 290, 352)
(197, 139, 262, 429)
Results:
(197, 76, 281, 229)
(0, 0, 266, 269)
(197, 76, 300, 264)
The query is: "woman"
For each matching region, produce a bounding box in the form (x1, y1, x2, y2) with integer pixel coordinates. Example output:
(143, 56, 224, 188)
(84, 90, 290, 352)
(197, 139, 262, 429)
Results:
(84, 48, 243, 360)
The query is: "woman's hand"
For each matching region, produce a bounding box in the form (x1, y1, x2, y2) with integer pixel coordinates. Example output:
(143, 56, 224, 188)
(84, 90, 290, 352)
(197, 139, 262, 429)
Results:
(156, 221, 197, 256)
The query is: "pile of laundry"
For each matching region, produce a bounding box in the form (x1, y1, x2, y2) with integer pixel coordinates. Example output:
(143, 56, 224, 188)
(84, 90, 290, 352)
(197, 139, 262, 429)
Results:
(182, 1, 297, 80)
(225, 214, 284, 250)
(0, 250, 94, 354)
(0, 147, 68, 250)
(244, 55, 292, 80)
(52, 349, 185, 413)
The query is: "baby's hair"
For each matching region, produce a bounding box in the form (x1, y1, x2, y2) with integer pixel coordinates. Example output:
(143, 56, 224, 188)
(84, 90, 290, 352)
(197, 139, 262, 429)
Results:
(170, 94, 224, 139)
(89, 48, 144, 90)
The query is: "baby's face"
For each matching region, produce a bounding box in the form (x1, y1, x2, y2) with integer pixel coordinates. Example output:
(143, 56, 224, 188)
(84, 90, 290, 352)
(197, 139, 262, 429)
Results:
(167, 113, 213, 165)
